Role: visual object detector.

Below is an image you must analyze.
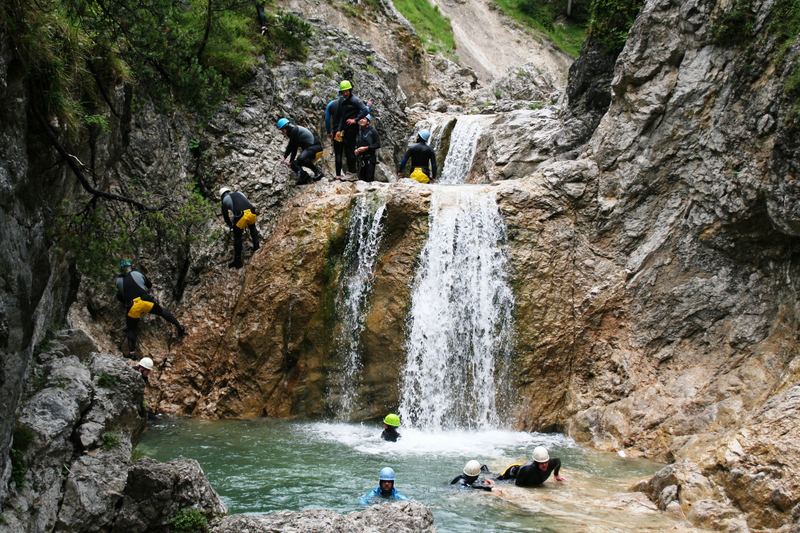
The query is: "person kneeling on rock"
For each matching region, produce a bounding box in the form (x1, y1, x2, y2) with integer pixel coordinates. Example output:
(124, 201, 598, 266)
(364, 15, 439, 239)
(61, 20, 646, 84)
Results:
(116, 259, 185, 359)
(277, 117, 324, 184)
(360, 467, 408, 505)
(381, 413, 401, 442)
(451, 460, 494, 491)
(497, 446, 565, 487)
(220, 187, 260, 269)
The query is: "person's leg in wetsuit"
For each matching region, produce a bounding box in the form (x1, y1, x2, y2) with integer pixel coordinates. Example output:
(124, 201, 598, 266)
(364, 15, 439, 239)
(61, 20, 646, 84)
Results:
(296, 145, 323, 181)
(248, 224, 260, 252)
(343, 124, 358, 173)
(359, 155, 376, 182)
(231, 225, 244, 267)
(333, 139, 344, 176)
(125, 316, 140, 358)
(150, 302, 185, 336)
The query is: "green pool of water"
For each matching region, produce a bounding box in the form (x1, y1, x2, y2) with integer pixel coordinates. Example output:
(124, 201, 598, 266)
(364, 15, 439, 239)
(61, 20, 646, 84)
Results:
(136, 418, 686, 532)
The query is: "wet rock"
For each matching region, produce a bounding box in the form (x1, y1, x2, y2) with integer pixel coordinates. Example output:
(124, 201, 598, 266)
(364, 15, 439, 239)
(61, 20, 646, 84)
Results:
(213, 501, 434, 533)
(113, 458, 227, 533)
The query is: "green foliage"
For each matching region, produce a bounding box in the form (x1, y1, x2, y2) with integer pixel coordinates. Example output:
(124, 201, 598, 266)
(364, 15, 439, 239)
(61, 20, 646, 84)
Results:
(84, 114, 110, 132)
(170, 508, 208, 532)
(586, 0, 644, 54)
(711, 0, 755, 46)
(55, 184, 215, 285)
(267, 12, 314, 62)
(97, 373, 119, 388)
(101, 432, 121, 449)
(493, 0, 587, 57)
(393, 0, 456, 55)
(323, 52, 349, 78)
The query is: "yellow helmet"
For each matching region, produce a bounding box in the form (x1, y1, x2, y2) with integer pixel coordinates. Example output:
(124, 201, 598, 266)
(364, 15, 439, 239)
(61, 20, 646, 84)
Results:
(339, 80, 353, 91)
(383, 413, 400, 427)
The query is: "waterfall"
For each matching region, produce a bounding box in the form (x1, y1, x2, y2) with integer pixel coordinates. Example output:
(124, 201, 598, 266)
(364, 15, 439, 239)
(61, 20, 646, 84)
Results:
(399, 189, 514, 430)
(330, 194, 387, 418)
(439, 115, 492, 184)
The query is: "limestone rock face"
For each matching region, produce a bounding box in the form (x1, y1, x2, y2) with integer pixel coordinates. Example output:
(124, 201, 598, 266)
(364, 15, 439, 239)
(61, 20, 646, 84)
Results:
(158, 181, 430, 419)
(113, 458, 227, 533)
(213, 501, 434, 533)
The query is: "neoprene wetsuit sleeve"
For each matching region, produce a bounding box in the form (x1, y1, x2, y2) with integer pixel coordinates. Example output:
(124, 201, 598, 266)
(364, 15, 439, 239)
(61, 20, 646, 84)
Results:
(399, 150, 410, 172)
(221, 200, 232, 228)
(552, 458, 561, 477)
(430, 149, 438, 179)
(324, 101, 333, 134)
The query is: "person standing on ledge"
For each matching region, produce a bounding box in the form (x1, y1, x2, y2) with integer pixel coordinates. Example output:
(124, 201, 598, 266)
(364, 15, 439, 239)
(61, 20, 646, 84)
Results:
(497, 446, 566, 487)
(220, 187, 260, 269)
(116, 259, 185, 359)
(360, 467, 408, 505)
(355, 114, 380, 182)
(399, 129, 437, 183)
(381, 413, 401, 442)
(333, 80, 370, 174)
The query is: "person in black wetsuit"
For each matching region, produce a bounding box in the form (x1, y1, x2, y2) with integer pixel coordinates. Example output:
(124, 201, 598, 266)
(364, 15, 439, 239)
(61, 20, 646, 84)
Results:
(354, 114, 380, 182)
(450, 460, 494, 491)
(115, 259, 185, 359)
(332, 80, 369, 174)
(398, 129, 437, 183)
(381, 413, 401, 442)
(220, 187, 260, 269)
(497, 446, 566, 487)
(324, 94, 344, 176)
(277, 118, 324, 183)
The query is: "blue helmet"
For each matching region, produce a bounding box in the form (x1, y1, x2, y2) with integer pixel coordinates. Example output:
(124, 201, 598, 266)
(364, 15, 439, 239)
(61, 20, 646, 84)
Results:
(418, 129, 431, 142)
(276, 118, 290, 130)
(379, 467, 395, 481)
(119, 258, 133, 270)
(365, 114, 373, 122)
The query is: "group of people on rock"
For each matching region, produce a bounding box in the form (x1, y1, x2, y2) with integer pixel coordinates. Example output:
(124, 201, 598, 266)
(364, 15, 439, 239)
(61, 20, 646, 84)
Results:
(365, 413, 565, 504)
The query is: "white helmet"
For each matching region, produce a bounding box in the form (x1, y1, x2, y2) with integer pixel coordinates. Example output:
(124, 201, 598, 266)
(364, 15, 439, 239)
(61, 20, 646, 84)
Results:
(219, 186, 232, 198)
(138, 357, 154, 371)
(532, 446, 549, 463)
(463, 460, 482, 477)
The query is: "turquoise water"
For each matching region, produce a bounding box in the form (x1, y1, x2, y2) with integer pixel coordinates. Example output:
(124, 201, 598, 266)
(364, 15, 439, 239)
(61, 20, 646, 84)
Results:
(136, 418, 688, 532)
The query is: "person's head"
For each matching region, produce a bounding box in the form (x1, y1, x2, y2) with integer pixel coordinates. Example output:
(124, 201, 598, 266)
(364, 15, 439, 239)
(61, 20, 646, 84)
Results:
(358, 114, 372, 128)
(276, 117, 290, 136)
(137, 357, 154, 377)
(219, 187, 232, 199)
(533, 446, 549, 470)
(463, 459, 481, 481)
(119, 258, 133, 274)
(417, 129, 431, 144)
(378, 466, 395, 494)
(383, 413, 400, 429)
(339, 79, 353, 98)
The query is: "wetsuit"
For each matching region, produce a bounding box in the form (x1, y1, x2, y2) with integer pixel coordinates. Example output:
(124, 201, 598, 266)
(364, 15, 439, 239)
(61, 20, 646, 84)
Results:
(399, 141, 438, 181)
(450, 474, 492, 491)
(283, 125, 323, 183)
(507, 459, 562, 487)
(115, 270, 183, 356)
(333, 94, 369, 173)
(355, 124, 380, 182)
(359, 486, 408, 505)
(381, 427, 400, 442)
(221, 191, 260, 267)
(325, 98, 344, 176)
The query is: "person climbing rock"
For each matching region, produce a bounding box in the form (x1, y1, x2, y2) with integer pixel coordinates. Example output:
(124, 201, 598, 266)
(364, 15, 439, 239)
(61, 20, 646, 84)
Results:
(115, 259, 185, 359)
(332, 80, 370, 174)
(277, 117, 324, 184)
(137, 356, 154, 385)
(324, 93, 344, 177)
(450, 460, 494, 491)
(360, 467, 409, 505)
(497, 446, 565, 487)
(381, 413, 401, 442)
(255, 3, 268, 35)
(220, 186, 260, 269)
(355, 114, 380, 182)
(399, 129, 437, 183)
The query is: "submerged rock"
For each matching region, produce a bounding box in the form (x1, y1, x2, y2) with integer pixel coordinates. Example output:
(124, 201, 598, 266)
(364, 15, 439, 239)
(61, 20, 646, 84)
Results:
(213, 501, 434, 533)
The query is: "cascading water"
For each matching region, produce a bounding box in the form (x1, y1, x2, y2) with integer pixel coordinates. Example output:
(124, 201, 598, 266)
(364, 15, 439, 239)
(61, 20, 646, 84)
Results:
(329, 194, 387, 418)
(399, 188, 514, 430)
(439, 115, 493, 184)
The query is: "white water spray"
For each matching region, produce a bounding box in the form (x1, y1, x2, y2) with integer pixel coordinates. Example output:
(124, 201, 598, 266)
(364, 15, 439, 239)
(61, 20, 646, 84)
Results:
(400, 189, 514, 430)
(330, 194, 386, 418)
(439, 115, 493, 184)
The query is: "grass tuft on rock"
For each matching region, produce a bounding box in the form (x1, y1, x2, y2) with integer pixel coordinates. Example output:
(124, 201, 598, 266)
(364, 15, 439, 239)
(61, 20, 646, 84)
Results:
(393, 0, 456, 55)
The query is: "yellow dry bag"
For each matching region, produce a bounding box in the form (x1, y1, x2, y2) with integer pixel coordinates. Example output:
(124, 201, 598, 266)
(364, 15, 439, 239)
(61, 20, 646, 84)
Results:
(315, 150, 325, 161)
(127, 297, 154, 319)
(410, 167, 430, 184)
(235, 209, 257, 230)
